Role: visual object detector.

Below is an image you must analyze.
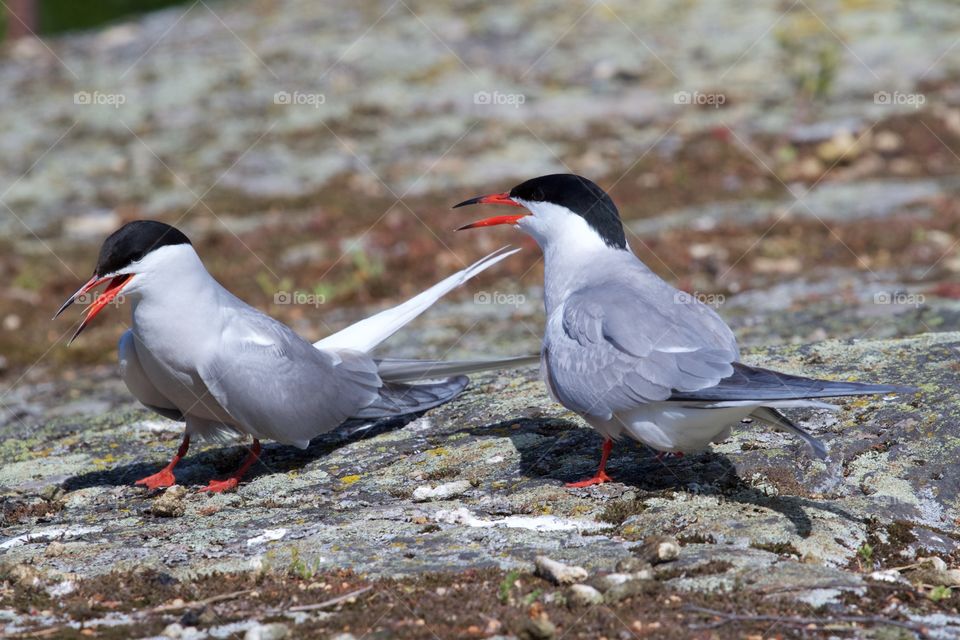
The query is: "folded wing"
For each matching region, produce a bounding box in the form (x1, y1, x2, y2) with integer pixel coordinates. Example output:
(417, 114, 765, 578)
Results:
(199, 308, 381, 447)
(545, 278, 739, 420)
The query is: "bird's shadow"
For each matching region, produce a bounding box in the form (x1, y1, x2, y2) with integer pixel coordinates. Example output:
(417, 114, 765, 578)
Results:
(62, 414, 421, 492)
(463, 417, 860, 538)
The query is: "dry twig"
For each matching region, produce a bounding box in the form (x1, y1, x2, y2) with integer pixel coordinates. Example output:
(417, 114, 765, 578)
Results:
(288, 586, 373, 612)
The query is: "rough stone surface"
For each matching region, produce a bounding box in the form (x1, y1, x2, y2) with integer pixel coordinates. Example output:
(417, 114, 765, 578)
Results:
(3, 333, 957, 606)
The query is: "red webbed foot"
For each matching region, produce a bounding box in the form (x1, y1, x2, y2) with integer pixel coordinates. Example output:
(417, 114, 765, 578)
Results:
(135, 469, 177, 490)
(565, 469, 613, 488)
(198, 477, 239, 493)
(134, 435, 190, 490)
(565, 438, 615, 488)
(198, 440, 261, 494)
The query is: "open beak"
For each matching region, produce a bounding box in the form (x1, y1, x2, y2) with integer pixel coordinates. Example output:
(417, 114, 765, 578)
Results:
(453, 192, 529, 230)
(55, 274, 133, 345)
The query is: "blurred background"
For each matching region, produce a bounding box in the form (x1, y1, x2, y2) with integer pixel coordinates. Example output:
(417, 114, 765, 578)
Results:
(2, 0, 960, 383)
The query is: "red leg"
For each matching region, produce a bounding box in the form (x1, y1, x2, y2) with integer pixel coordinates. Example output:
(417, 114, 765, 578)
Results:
(135, 434, 190, 490)
(566, 438, 614, 488)
(199, 440, 261, 493)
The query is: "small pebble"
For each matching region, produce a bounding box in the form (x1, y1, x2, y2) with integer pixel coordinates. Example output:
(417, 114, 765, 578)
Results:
(633, 536, 681, 564)
(874, 130, 903, 153)
(604, 577, 657, 604)
(535, 556, 588, 585)
(3, 314, 21, 331)
(244, 622, 289, 640)
(161, 623, 184, 639)
(44, 541, 67, 557)
(568, 584, 603, 606)
(151, 485, 188, 517)
(869, 569, 906, 584)
(8, 564, 42, 588)
(615, 557, 650, 573)
(519, 616, 556, 640)
(594, 571, 652, 591)
(906, 556, 954, 587)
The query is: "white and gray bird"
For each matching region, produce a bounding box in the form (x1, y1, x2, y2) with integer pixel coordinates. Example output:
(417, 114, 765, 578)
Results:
(55, 221, 537, 492)
(455, 174, 914, 487)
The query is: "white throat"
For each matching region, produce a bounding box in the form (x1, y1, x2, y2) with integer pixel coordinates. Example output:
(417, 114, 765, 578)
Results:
(514, 199, 627, 313)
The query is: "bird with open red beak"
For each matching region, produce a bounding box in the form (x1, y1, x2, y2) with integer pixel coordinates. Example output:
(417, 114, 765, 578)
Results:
(455, 174, 914, 487)
(56, 220, 536, 492)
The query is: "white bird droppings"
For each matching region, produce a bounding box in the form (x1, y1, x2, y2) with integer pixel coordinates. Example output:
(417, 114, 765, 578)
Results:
(246, 528, 287, 546)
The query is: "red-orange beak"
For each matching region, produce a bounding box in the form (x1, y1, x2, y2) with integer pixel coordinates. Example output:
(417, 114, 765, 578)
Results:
(453, 192, 529, 230)
(55, 274, 133, 345)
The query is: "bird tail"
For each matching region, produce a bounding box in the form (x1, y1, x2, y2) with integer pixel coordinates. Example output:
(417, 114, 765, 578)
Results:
(671, 363, 918, 460)
(670, 363, 917, 402)
(748, 406, 828, 460)
(375, 354, 539, 383)
(351, 376, 470, 419)
(313, 246, 520, 353)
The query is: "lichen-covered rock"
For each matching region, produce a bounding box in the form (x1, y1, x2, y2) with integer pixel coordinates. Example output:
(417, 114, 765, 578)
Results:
(150, 485, 188, 517)
(1, 332, 956, 597)
(567, 584, 603, 607)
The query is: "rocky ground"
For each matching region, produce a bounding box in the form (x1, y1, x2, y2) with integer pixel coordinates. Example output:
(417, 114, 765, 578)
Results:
(3, 0, 960, 638)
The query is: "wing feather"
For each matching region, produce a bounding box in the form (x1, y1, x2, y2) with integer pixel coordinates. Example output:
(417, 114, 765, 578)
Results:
(199, 307, 381, 446)
(545, 278, 738, 420)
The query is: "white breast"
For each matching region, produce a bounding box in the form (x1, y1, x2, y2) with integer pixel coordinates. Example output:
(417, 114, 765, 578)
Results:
(586, 402, 755, 453)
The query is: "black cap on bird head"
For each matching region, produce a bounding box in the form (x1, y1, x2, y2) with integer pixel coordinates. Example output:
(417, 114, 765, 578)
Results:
(94, 220, 192, 277)
(54, 220, 192, 343)
(454, 173, 627, 249)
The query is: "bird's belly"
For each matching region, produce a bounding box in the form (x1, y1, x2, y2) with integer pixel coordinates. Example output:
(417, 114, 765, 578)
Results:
(609, 402, 754, 453)
(131, 332, 231, 424)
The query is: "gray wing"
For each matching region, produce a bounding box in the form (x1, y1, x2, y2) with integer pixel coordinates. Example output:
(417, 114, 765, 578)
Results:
(198, 305, 381, 447)
(544, 278, 739, 420)
(118, 330, 184, 422)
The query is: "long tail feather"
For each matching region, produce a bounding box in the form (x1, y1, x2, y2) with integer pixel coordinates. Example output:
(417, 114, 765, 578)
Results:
(749, 406, 828, 459)
(314, 247, 519, 353)
(376, 354, 539, 383)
